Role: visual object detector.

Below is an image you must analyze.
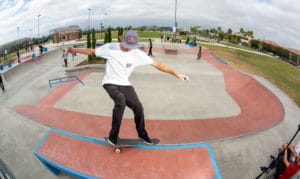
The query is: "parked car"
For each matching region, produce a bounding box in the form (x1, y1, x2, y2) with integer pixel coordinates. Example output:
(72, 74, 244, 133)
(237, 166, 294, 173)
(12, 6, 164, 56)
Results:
(289, 60, 297, 66)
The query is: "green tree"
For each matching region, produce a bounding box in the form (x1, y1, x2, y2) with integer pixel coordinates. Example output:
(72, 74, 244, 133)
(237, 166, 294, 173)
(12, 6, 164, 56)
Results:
(87, 30, 91, 48)
(218, 31, 225, 41)
(227, 28, 233, 34)
(86, 30, 93, 63)
(246, 30, 254, 36)
(258, 42, 262, 52)
(91, 29, 96, 49)
(250, 39, 260, 49)
(190, 26, 200, 35)
(90, 29, 97, 62)
(108, 27, 112, 42)
(117, 27, 123, 42)
(240, 28, 245, 34)
(104, 27, 112, 43)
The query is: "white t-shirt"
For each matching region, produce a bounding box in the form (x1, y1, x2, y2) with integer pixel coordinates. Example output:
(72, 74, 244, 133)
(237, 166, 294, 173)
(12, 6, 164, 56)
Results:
(95, 43, 153, 86)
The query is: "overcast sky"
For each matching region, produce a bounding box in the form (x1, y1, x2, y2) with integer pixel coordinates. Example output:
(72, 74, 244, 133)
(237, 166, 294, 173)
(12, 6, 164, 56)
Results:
(1, 0, 300, 50)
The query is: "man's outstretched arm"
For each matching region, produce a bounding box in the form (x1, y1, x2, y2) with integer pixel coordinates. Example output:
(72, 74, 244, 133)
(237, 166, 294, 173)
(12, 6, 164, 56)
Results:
(151, 60, 189, 81)
(67, 47, 95, 55)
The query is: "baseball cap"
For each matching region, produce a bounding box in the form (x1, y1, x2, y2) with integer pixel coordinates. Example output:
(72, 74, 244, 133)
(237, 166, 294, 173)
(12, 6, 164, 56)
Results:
(123, 30, 140, 49)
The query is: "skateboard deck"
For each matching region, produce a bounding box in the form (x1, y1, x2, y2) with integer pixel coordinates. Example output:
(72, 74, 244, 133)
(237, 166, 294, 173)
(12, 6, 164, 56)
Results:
(105, 137, 160, 153)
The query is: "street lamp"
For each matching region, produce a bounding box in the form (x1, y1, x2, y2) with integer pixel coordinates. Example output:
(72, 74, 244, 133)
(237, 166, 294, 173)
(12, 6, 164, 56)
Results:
(37, 14, 41, 40)
(173, 0, 178, 42)
(104, 13, 107, 29)
(88, 8, 92, 30)
(175, 0, 177, 30)
(17, 26, 20, 63)
(100, 21, 103, 39)
(17, 26, 20, 47)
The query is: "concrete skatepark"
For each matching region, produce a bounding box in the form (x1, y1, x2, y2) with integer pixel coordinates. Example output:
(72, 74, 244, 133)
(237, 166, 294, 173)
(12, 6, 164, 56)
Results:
(0, 40, 300, 178)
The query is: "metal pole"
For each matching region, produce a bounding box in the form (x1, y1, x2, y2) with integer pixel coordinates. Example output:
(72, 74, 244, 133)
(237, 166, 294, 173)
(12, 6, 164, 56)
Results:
(17, 27, 20, 49)
(105, 13, 107, 29)
(37, 14, 41, 39)
(17, 26, 20, 63)
(88, 8, 91, 30)
(175, 0, 177, 30)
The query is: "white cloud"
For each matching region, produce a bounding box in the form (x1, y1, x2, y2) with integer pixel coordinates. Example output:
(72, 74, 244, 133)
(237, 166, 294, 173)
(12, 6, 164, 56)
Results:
(0, 0, 300, 49)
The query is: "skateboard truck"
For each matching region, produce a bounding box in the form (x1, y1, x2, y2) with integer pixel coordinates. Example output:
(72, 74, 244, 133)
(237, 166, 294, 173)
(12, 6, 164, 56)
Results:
(105, 137, 160, 153)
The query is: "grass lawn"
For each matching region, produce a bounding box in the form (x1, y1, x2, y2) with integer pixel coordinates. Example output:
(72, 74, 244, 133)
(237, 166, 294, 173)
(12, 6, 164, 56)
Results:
(205, 44, 300, 107)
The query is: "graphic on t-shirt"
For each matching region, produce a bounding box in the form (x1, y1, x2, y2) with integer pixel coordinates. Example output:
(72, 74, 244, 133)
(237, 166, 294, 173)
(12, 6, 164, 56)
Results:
(126, 63, 132, 68)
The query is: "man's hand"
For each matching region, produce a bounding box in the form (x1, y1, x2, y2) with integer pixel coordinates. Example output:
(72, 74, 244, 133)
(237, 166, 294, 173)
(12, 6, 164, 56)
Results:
(151, 60, 190, 81)
(177, 73, 190, 81)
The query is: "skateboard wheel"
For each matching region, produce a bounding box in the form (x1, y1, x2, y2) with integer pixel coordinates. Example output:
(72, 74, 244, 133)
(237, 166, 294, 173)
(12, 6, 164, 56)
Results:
(115, 148, 121, 153)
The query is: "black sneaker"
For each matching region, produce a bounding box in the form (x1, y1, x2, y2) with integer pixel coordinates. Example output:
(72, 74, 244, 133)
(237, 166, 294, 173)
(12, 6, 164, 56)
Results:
(107, 137, 117, 146)
(260, 166, 267, 172)
(270, 155, 275, 161)
(139, 135, 153, 145)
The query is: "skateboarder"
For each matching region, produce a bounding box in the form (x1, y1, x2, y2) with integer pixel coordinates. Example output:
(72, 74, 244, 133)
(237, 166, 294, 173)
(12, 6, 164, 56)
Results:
(67, 30, 189, 146)
(197, 45, 202, 60)
(61, 50, 68, 67)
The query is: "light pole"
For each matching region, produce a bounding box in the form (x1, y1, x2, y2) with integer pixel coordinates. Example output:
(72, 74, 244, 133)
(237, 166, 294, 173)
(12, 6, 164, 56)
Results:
(100, 21, 103, 39)
(17, 26, 20, 48)
(17, 26, 20, 63)
(175, 0, 177, 30)
(88, 8, 92, 30)
(173, 0, 178, 42)
(37, 14, 41, 41)
(104, 13, 107, 29)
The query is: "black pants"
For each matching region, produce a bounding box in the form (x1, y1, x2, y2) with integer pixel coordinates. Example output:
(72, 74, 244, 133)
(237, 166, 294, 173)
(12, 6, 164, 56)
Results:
(148, 47, 153, 56)
(103, 84, 149, 140)
(64, 59, 68, 67)
(0, 76, 5, 92)
(274, 149, 292, 179)
(197, 47, 202, 59)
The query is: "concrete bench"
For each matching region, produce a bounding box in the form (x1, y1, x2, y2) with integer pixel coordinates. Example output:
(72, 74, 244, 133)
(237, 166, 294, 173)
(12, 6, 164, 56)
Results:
(164, 48, 178, 55)
(0, 61, 12, 71)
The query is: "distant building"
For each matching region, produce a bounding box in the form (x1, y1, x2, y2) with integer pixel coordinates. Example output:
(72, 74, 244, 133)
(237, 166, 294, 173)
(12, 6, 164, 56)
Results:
(234, 32, 254, 43)
(50, 25, 81, 43)
(261, 39, 279, 47)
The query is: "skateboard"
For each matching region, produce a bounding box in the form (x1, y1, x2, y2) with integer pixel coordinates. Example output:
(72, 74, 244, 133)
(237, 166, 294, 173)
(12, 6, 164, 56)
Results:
(105, 137, 160, 153)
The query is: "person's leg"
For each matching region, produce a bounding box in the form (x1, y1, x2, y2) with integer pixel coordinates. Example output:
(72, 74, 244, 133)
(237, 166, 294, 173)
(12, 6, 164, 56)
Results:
(121, 86, 151, 142)
(0, 82, 4, 92)
(149, 47, 152, 56)
(64, 59, 67, 67)
(0, 77, 4, 92)
(103, 84, 126, 143)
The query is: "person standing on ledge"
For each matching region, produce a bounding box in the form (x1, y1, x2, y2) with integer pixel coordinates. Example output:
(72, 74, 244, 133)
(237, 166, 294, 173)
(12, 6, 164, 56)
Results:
(67, 30, 189, 145)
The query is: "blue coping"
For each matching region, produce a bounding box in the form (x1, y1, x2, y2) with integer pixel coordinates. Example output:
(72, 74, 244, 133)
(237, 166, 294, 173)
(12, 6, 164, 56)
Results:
(34, 128, 222, 179)
(212, 55, 228, 65)
(33, 129, 98, 179)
